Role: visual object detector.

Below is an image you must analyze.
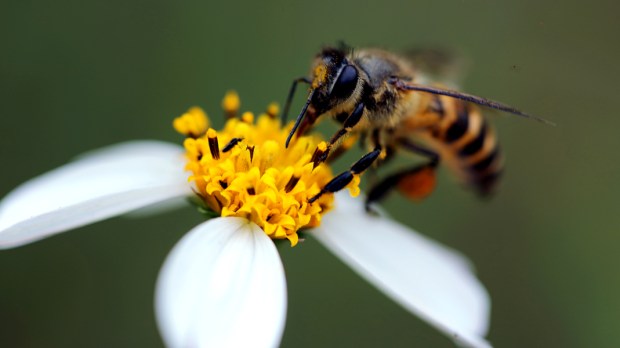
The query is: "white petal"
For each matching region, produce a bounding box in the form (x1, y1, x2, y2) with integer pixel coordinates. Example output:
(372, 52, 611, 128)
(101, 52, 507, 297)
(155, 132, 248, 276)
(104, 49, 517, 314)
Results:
(156, 217, 287, 348)
(0, 141, 192, 248)
(123, 196, 189, 218)
(313, 192, 492, 348)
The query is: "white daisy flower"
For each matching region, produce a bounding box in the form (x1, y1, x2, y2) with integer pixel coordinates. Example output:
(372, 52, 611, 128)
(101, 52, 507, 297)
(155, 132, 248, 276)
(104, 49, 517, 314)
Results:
(0, 92, 492, 348)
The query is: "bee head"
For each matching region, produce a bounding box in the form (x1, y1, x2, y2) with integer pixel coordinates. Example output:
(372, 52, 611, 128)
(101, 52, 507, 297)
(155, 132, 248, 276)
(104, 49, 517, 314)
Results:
(285, 47, 361, 148)
(309, 47, 360, 113)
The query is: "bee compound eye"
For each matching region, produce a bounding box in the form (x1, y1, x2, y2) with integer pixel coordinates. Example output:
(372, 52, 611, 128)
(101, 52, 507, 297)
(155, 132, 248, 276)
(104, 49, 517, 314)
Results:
(331, 65, 358, 99)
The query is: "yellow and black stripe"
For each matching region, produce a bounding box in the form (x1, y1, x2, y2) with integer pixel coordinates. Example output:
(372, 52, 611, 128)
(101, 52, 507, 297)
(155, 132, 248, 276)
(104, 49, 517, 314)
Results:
(426, 96, 503, 195)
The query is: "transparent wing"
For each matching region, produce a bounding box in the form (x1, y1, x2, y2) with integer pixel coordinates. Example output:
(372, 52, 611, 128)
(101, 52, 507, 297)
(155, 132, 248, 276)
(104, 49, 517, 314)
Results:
(393, 78, 555, 125)
(403, 46, 470, 88)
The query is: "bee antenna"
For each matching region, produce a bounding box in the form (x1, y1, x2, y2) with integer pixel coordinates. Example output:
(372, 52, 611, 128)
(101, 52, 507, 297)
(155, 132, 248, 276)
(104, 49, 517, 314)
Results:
(285, 89, 315, 148)
(282, 77, 311, 124)
(397, 82, 556, 126)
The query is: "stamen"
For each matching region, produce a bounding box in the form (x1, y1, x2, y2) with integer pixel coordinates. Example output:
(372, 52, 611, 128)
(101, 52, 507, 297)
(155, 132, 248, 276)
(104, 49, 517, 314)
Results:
(266, 102, 279, 119)
(241, 112, 254, 124)
(311, 141, 329, 168)
(176, 92, 360, 246)
(173, 107, 210, 138)
(222, 90, 240, 118)
(247, 145, 255, 161)
(284, 169, 302, 193)
(207, 128, 220, 160)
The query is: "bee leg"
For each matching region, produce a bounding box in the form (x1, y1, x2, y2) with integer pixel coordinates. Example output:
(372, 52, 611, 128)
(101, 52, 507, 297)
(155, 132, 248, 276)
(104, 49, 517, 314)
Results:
(365, 142, 396, 188)
(281, 77, 311, 124)
(312, 102, 365, 166)
(365, 141, 439, 212)
(308, 147, 381, 204)
(326, 133, 359, 163)
(399, 139, 440, 165)
(365, 162, 438, 211)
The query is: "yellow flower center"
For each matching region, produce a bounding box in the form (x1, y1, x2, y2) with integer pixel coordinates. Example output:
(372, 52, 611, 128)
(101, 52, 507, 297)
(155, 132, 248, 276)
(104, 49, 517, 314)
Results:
(173, 91, 360, 246)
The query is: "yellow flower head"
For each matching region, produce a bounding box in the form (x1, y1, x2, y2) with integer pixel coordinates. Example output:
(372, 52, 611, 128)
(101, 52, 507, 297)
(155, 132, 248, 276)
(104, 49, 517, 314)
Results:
(173, 93, 359, 246)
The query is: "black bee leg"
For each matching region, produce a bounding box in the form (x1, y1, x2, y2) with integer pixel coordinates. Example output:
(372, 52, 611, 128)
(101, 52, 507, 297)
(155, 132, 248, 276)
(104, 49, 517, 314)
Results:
(222, 137, 244, 153)
(399, 139, 440, 165)
(308, 147, 381, 204)
(312, 102, 365, 166)
(281, 77, 311, 124)
(364, 140, 440, 212)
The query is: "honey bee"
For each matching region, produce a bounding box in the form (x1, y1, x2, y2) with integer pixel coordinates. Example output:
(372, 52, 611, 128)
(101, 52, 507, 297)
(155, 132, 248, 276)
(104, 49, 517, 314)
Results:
(282, 46, 552, 209)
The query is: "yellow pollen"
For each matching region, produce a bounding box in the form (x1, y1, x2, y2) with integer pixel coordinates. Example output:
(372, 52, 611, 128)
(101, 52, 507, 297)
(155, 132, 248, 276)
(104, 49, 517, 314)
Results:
(241, 111, 255, 124)
(266, 102, 280, 118)
(206, 128, 217, 138)
(177, 93, 358, 246)
(347, 175, 361, 197)
(379, 150, 388, 160)
(222, 90, 241, 116)
(312, 64, 328, 89)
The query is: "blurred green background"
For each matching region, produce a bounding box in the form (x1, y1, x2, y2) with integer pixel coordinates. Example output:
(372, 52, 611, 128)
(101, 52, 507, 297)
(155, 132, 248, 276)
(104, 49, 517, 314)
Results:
(1, 0, 618, 347)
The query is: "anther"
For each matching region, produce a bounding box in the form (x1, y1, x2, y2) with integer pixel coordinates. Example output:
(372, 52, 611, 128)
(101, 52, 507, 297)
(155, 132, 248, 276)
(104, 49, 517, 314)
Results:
(311, 142, 329, 168)
(207, 128, 220, 160)
(284, 174, 301, 193)
(247, 145, 255, 162)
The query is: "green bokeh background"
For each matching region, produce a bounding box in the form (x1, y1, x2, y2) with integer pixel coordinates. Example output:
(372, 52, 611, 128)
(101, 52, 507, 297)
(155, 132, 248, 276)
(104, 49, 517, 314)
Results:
(1, 0, 618, 347)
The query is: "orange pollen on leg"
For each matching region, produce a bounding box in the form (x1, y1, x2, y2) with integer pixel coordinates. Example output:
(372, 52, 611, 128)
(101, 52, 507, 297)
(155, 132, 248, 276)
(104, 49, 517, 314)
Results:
(398, 167, 437, 201)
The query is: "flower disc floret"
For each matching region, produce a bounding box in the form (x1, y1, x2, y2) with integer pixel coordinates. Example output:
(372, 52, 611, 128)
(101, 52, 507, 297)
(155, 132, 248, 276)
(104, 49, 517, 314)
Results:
(174, 95, 358, 246)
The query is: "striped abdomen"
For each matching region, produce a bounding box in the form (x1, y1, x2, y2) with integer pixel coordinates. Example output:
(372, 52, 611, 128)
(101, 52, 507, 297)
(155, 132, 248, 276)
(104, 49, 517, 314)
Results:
(424, 95, 503, 195)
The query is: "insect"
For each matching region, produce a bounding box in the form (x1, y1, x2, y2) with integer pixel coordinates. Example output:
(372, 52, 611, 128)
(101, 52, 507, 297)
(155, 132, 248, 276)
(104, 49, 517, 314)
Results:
(282, 46, 552, 209)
